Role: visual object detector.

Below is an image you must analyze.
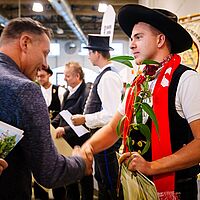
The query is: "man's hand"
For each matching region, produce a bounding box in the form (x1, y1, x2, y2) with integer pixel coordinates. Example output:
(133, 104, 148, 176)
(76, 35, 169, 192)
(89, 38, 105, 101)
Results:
(119, 152, 152, 176)
(72, 145, 93, 176)
(71, 114, 85, 126)
(55, 127, 65, 138)
(81, 143, 94, 157)
(0, 159, 8, 175)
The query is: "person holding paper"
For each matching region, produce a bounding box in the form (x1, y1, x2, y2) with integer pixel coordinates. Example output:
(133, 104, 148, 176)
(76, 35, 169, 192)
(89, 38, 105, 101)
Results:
(0, 18, 93, 200)
(0, 159, 8, 175)
(79, 4, 200, 200)
(71, 35, 124, 200)
(51, 62, 93, 200)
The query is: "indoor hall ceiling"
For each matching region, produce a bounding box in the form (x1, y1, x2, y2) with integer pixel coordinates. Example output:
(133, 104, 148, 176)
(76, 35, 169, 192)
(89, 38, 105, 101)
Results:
(0, 0, 138, 42)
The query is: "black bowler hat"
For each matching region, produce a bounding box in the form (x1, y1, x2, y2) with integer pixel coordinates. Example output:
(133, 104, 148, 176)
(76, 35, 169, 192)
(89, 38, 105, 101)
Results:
(84, 34, 114, 51)
(42, 65, 53, 75)
(118, 4, 193, 53)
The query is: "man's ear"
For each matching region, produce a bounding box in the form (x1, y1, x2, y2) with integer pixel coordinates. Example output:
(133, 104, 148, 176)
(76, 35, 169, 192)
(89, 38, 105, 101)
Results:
(157, 34, 166, 48)
(19, 34, 32, 53)
(76, 73, 80, 80)
(95, 51, 101, 58)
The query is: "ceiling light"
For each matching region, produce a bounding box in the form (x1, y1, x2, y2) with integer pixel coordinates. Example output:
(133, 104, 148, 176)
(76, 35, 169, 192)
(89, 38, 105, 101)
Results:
(56, 27, 64, 34)
(98, 3, 108, 13)
(0, 23, 5, 27)
(32, 2, 44, 12)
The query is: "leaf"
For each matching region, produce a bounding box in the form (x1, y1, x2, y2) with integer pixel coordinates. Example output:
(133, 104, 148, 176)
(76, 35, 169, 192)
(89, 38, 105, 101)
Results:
(110, 56, 135, 68)
(110, 55, 135, 61)
(126, 136, 133, 151)
(141, 102, 159, 136)
(142, 80, 149, 92)
(141, 140, 151, 155)
(135, 108, 142, 124)
(137, 123, 151, 156)
(126, 83, 131, 89)
(138, 124, 151, 140)
(134, 96, 142, 124)
(142, 60, 160, 65)
(135, 95, 142, 103)
(130, 123, 138, 131)
(116, 115, 127, 137)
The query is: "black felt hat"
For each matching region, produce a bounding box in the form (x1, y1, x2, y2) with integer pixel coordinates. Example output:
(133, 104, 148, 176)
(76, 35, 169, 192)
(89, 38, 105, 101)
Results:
(84, 34, 114, 51)
(118, 4, 193, 53)
(42, 65, 53, 75)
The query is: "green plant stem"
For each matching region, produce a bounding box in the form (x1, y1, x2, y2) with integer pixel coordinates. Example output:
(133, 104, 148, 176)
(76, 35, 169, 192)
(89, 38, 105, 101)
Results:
(117, 164, 122, 197)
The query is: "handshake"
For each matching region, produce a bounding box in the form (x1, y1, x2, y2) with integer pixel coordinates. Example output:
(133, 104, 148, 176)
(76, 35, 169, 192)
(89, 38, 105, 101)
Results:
(72, 143, 94, 176)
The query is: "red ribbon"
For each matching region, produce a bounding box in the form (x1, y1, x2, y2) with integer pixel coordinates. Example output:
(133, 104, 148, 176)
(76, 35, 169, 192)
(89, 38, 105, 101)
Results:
(123, 75, 144, 152)
(152, 54, 181, 192)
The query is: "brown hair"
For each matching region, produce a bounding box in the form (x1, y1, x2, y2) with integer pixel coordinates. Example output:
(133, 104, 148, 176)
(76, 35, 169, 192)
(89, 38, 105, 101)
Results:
(91, 50, 110, 59)
(37, 65, 53, 75)
(0, 17, 52, 45)
(65, 62, 84, 80)
(148, 23, 172, 52)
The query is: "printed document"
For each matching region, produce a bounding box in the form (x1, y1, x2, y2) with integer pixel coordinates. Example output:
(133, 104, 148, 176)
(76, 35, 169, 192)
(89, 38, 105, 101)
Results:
(59, 110, 89, 137)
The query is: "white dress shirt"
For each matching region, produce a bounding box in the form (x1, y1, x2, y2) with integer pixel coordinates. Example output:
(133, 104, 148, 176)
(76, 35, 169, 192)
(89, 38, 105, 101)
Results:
(67, 81, 82, 98)
(85, 64, 123, 129)
(118, 70, 200, 124)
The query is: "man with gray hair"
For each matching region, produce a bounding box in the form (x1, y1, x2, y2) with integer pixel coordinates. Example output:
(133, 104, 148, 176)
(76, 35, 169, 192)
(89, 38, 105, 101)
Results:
(52, 61, 93, 200)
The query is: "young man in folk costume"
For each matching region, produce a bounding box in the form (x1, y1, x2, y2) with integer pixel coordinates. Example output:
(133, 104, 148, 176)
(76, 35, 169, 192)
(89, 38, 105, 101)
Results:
(79, 4, 200, 200)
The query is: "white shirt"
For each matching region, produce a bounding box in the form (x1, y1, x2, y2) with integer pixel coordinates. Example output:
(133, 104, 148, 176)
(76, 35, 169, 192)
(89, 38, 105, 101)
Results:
(118, 70, 200, 124)
(85, 64, 123, 129)
(41, 84, 66, 107)
(67, 81, 82, 98)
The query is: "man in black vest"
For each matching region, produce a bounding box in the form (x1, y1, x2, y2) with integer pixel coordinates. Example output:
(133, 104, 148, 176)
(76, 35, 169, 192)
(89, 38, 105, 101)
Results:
(35, 65, 66, 200)
(78, 4, 200, 200)
(71, 35, 124, 200)
(51, 62, 93, 200)
(36, 65, 66, 120)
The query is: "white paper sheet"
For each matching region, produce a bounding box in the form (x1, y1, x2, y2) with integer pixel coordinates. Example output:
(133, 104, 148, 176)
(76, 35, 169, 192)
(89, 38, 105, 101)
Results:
(59, 110, 89, 137)
(50, 124, 72, 157)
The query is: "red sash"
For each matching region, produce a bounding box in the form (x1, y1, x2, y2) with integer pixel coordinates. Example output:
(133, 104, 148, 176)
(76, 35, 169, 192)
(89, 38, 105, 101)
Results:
(152, 54, 181, 192)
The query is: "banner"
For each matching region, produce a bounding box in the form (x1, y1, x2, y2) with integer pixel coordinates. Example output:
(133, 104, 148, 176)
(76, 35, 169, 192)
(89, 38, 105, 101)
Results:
(100, 5, 116, 44)
(179, 16, 200, 72)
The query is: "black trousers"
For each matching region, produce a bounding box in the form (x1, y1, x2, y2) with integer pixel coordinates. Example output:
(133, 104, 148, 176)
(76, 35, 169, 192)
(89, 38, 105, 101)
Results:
(52, 175, 93, 200)
(94, 144, 124, 200)
(65, 175, 93, 200)
(176, 177, 197, 200)
(52, 186, 66, 200)
(33, 181, 49, 200)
